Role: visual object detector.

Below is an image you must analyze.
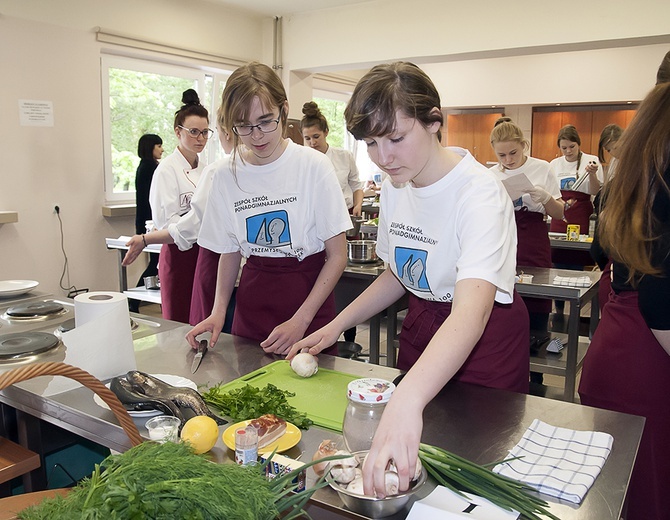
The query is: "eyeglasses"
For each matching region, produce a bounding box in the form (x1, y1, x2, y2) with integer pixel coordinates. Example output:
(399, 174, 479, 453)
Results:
(178, 125, 214, 139)
(232, 117, 281, 136)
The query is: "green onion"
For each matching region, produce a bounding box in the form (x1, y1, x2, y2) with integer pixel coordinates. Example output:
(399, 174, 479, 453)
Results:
(419, 443, 561, 520)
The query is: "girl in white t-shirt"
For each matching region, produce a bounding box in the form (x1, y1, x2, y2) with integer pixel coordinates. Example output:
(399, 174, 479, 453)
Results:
(288, 62, 529, 498)
(489, 120, 563, 332)
(186, 62, 351, 356)
(548, 125, 604, 268)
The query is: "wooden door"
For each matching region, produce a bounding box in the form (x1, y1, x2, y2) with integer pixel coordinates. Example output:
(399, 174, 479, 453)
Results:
(589, 109, 637, 156)
(531, 112, 563, 162)
(445, 113, 501, 165)
(286, 119, 303, 145)
(446, 114, 474, 151)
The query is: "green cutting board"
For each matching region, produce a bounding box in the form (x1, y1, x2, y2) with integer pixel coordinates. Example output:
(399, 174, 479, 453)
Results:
(216, 360, 359, 432)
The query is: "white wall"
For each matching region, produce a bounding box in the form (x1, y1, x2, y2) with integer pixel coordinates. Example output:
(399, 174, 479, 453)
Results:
(0, 2, 264, 297)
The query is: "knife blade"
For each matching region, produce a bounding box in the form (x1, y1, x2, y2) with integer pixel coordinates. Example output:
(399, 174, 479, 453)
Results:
(191, 339, 208, 373)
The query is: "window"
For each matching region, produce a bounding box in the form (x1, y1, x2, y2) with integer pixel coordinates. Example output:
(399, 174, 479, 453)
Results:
(101, 55, 229, 202)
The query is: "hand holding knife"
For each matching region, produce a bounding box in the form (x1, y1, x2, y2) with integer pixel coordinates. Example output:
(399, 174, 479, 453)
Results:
(191, 339, 208, 374)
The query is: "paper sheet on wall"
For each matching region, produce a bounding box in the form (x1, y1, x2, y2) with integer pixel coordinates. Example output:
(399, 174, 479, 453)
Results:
(501, 173, 534, 201)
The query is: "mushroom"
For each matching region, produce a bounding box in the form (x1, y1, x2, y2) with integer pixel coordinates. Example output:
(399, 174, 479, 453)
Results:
(290, 352, 319, 378)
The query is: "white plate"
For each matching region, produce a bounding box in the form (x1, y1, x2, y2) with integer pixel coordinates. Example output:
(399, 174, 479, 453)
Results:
(93, 374, 197, 417)
(0, 280, 39, 298)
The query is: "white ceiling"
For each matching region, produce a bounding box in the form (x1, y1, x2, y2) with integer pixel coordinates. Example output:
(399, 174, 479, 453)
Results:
(207, 0, 377, 17)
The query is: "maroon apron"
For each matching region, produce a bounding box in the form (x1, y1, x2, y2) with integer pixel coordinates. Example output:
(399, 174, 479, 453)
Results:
(598, 260, 612, 313)
(232, 251, 338, 356)
(515, 209, 552, 315)
(549, 190, 594, 266)
(398, 292, 530, 394)
(189, 247, 220, 325)
(158, 243, 199, 323)
(579, 291, 670, 520)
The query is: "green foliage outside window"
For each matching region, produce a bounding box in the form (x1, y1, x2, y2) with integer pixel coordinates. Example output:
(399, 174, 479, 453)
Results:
(109, 68, 195, 192)
(314, 97, 347, 149)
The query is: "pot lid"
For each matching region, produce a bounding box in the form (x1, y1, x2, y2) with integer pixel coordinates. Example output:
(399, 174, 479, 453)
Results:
(0, 331, 60, 359)
(7, 301, 65, 318)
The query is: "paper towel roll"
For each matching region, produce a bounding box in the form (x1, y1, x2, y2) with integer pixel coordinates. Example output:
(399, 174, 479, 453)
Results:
(46, 291, 137, 396)
(74, 291, 129, 327)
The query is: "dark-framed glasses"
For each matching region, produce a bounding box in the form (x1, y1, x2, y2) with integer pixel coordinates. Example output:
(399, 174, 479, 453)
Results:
(178, 125, 214, 139)
(232, 117, 280, 136)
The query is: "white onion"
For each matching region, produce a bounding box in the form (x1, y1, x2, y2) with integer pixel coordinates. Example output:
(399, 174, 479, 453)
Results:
(290, 352, 319, 378)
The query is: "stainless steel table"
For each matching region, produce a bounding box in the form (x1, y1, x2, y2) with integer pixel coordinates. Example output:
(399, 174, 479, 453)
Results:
(516, 267, 601, 401)
(0, 325, 643, 519)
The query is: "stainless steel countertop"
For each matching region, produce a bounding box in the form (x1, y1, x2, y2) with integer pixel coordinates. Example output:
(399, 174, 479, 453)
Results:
(0, 323, 643, 519)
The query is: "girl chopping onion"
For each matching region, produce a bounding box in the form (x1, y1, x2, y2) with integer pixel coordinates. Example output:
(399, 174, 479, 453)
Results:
(288, 62, 529, 497)
(186, 62, 350, 356)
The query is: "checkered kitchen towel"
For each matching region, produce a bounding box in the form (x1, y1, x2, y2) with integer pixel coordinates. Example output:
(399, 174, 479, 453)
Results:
(492, 419, 613, 504)
(553, 275, 592, 287)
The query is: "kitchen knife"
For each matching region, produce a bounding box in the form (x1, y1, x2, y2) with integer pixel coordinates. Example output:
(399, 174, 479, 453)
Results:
(191, 339, 207, 373)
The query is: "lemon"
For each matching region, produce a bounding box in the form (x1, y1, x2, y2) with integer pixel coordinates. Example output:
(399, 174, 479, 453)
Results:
(180, 416, 219, 454)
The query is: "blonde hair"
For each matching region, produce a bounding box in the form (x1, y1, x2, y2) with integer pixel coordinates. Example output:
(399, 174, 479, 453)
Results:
(489, 121, 529, 170)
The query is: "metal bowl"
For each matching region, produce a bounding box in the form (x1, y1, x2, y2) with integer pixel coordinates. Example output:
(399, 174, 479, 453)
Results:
(347, 240, 377, 263)
(327, 451, 427, 518)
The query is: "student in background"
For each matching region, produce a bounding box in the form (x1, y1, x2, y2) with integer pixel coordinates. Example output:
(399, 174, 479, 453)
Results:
(579, 81, 670, 520)
(301, 101, 364, 216)
(124, 114, 235, 329)
(590, 124, 623, 311)
(149, 89, 211, 323)
(186, 62, 350, 356)
(301, 101, 364, 344)
(289, 62, 529, 497)
(130, 133, 163, 313)
(489, 120, 563, 383)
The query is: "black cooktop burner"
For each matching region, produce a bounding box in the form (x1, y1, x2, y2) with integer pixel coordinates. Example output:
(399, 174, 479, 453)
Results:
(6, 301, 65, 318)
(0, 331, 60, 359)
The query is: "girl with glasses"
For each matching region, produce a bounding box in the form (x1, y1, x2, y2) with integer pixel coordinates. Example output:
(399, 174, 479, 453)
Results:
(288, 62, 529, 497)
(123, 107, 235, 329)
(148, 89, 211, 323)
(186, 62, 350, 356)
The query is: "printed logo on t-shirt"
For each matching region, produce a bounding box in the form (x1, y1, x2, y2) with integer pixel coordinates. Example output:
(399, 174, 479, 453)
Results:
(560, 177, 576, 190)
(513, 196, 523, 208)
(246, 210, 291, 248)
(394, 247, 431, 293)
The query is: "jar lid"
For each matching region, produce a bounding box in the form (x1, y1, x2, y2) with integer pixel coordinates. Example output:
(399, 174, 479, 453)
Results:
(347, 378, 395, 404)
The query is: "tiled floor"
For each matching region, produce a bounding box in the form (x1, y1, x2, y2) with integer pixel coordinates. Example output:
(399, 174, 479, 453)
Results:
(138, 302, 584, 402)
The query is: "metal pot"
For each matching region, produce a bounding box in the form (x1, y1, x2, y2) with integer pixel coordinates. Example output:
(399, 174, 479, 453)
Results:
(347, 240, 377, 263)
(346, 216, 364, 238)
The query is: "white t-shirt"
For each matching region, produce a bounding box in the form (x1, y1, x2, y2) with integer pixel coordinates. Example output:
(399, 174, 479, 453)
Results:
(325, 146, 363, 209)
(198, 141, 351, 261)
(489, 156, 560, 215)
(377, 148, 517, 304)
(168, 155, 230, 251)
(149, 148, 205, 230)
(549, 153, 603, 195)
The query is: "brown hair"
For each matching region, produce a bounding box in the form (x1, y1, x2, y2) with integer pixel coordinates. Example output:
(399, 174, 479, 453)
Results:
(656, 50, 670, 85)
(557, 124, 583, 170)
(597, 124, 623, 163)
(344, 62, 443, 142)
(174, 89, 208, 128)
(300, 101, 329, 133)
(219, 62, 288, 165)
(599, 82, 670, 280)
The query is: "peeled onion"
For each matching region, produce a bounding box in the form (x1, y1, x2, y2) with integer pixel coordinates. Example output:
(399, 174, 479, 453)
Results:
(290, 352, 319, 378)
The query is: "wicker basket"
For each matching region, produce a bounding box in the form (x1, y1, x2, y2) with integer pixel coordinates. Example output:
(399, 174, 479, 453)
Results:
(0, 362, 142, 447)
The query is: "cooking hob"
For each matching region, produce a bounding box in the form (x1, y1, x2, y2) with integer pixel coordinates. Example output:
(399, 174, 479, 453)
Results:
(0, 295, 75, 335)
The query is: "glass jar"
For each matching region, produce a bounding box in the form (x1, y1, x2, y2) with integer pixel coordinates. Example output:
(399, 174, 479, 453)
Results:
(342, 378, 395, 452)
(235, 425, 258, 466)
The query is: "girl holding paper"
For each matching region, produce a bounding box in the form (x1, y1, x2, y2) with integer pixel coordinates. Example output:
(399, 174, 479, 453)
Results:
(489, 121, 563, 345)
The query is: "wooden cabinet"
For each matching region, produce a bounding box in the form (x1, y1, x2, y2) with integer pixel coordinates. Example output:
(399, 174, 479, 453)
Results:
(531, 107, 637, 163)
(443, 112, 502, 165)
(286, 119, 303, 145)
